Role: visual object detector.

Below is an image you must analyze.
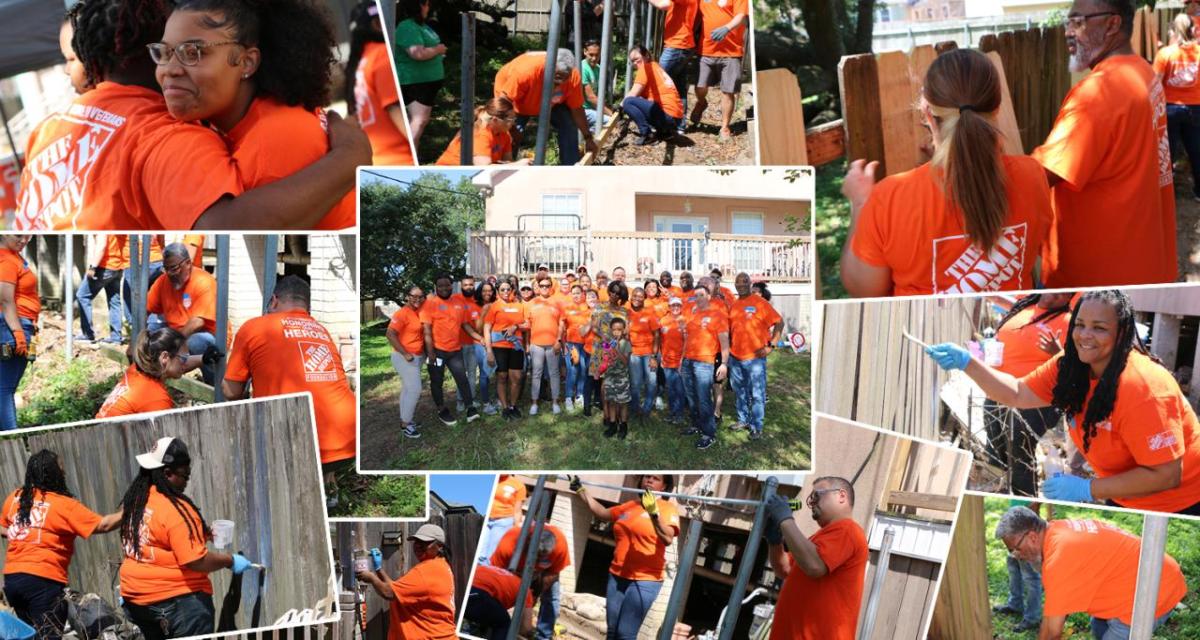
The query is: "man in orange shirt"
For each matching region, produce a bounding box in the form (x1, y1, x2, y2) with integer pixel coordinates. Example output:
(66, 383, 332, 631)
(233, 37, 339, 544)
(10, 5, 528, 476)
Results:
(766, 477, 868, 640)
(75, 234, 132, 344)
(728, 272, 784, 439)
(422, 274, 479, 425)
(627, 287, 662, 417)
(996, 506, 1186, 639)
(221, 276, 357, 505)
(680, 284, 729, 450)
(693, 0, 749, 139)
(649, 0, 698, 135)
(489, 525, 572, 640)
(659, 271, 683, 299)
(1032, 0, 1176, 287)
(494, 50, 598, 164)
(452, 276, 486, 415)
(527, 276, 565, 415)
(146, 243, 221, 384)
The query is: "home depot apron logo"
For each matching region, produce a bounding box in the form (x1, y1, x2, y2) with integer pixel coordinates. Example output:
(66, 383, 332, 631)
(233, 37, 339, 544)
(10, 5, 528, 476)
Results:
(97, 373, 132, 415)
(7, 500, 49, 543)
(933, 223, 1028, 294)
(1148, 431, 1179, 451)
(353, 63, 377, 127)
(298, 341, 338, 382)
(124, 507, 155, 562)
(1168, 61, 1198, 87)
(16, 105, 124, 229)
(1150, 80, 1173, 189)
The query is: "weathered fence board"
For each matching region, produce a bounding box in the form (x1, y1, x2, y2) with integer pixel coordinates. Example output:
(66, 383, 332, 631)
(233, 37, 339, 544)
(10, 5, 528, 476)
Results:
(927, 494, 992, 639)
(978, 26, 1069, 153)
(756, 69, 808, 165)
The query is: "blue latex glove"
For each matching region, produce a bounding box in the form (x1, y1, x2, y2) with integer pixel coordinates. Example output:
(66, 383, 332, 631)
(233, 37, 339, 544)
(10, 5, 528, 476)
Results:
(1043, 474, 1093, 502)
(370, 547, 383, 571)
(711, 26, 731, 42)
(925, 343, 971, 371)
(231, 553, 252, 575)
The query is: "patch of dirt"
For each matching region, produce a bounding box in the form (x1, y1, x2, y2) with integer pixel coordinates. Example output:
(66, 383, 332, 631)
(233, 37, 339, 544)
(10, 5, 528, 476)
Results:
(1176, 171, 1200, 280)
(597, 83, 756, 166)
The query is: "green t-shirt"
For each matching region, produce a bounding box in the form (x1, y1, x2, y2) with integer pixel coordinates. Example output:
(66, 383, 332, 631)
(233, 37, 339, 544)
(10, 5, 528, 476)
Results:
(581, 61, 601, 110)
(393, 18, 445, 84)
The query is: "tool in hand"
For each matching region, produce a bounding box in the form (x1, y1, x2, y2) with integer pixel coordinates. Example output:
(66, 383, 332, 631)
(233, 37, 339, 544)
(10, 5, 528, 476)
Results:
(902, 329, 930, 349)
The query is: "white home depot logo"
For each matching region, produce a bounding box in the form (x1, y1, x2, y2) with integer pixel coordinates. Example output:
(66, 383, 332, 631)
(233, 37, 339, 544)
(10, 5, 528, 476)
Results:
(1148, 431, 1178, 451)
(299, 341, 337, 382)
(934, 223, 1028, 294)
(7, 500, 48, 543)
(17, 105, 124, 229)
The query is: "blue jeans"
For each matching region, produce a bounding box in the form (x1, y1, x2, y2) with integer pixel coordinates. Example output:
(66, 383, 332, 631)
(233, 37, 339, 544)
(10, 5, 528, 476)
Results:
(605, 574, 662, 640)
(478, 516, 515, 565)
(659, 46, 692, 124)
(565, 342, 589, 399)
(76, 267, 130, 341)
(534, 579, 561, 639)
(682, 359, 715, 437)
(185, 331, 217, 385)
(0, 319, 32, 431)
(730, 356, 767, 432)
(1167, 103, 1200, 197)
(472, 342, 493, 405)
(1004, 555, 1042, 625)
(1090, 611, 1171, 639)
(4, 573, 67, 640)
(663, 366, 686, 419)
(629, 354, 657, 415)
(123, 592, 214, 640)
(621, 96, 679, 137)
(515, 104, 582, 165)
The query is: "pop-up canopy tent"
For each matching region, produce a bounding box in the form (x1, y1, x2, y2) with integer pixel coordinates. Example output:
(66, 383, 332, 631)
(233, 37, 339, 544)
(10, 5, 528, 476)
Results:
(0, 0, 63, 80)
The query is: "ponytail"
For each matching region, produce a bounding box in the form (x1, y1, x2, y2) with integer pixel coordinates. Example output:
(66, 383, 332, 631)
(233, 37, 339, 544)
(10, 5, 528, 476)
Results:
(129, 327, 187, 380)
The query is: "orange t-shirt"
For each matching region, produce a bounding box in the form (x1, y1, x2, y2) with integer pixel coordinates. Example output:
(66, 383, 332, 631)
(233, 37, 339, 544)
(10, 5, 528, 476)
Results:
(728, 294, 782, 360)
(627, 307, 661, 356)
(609, 498, 680, 581)
(453, 294, 483, 346)
(770, 518, 868, 640)
(527, 296, 563, 347)
(149, 237, 164, 263)
(224, 310, 357, 465)
(698, 0, 749, 57)
(634, 62, 684, 119)
(484, 301, 528, 349)
(0, 249, 40, 321)
(994, 303, 1072, 378)
(1023, 350, 1200, 512)
(435, 125, 513, 165)
(683, 305, 729, 362)
(387, 556, 457, 640)
(1, 490, 102, 584)
(563, 301, 591, 343)
(659, 313, 687, 368)
(471, 564, 533, 609)
(662, 0, 699, 49)
(420, 296, 467, 352)
(146, 267, 217, 334)
(489, 524, 571, 575)
(850, 156, 1052, 296)
(663, 285, 684, 300)
(494, 52, 585, 116)
(97, 235, 130, 270)
(355, 41, 415, 165)
(1032, 54, 1176, 288)
(225, 98, 355, 231)
(16, 82, 241, 230)
(119, 486, 212, 605)
(1042, 519, 1187, 623)
(489, 475, 527, 519)
(95, 365, 174, 419)
(1154, 42, 1200, 105)
(388, 307, 426, 355)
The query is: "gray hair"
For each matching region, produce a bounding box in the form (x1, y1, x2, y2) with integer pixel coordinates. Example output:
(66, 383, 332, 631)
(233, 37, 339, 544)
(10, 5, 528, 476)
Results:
(696, 276, 717, 294)
(162, 242, 191, 262)
(994, 506, 1046, 540)
(555, 48, 576, 74)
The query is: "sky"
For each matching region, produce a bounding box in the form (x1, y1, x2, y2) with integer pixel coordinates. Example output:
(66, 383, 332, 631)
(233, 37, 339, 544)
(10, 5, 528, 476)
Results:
(358, 168, 480, 188)
(429, 474, 495, 513)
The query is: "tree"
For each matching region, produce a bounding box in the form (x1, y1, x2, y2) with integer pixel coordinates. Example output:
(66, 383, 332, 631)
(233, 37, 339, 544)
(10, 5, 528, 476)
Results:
(360, 173, 485, 300)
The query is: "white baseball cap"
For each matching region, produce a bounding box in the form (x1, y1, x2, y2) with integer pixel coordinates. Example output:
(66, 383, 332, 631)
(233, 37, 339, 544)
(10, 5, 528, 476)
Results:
(136, 437, 189, 470)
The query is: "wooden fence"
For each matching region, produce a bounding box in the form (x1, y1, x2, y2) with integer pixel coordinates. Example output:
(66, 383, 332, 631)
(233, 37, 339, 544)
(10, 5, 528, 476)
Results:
(977, 26, 1069, 154)
(0, 395, 335, 632)
(927, 494, 992, 639)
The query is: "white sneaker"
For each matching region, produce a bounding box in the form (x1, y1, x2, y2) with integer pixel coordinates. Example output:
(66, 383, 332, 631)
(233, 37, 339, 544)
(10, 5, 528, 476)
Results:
(564, 398, 575, 411)
(483, 403, 498, 415)
(530, 404, 539, 416)
(655, 397, 664, 410)
(552, 402, 561, 415)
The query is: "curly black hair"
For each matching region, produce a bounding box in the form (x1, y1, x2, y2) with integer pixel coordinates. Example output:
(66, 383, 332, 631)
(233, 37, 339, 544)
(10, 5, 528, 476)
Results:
(71, 0, 169, 86)
(996, 293, 1073, 331)
(606, 280, 629, 306)
(119, 443, 208, 559)
(170, 0, 336, 110)
(16, 450, 73, 529)
(1051, 290, 1155, 452)
(343, 0, 384, 113)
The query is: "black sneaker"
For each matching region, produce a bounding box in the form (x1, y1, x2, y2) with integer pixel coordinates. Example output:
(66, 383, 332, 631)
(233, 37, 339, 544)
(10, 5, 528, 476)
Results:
(438, 407, 456, 426)
(748, 429, 763, 441)
(604, 421, 619, 438)
(695, 436, 716, 450)
(617, 422, 628, 440)
(679, 427, 701, 436)
(465, 406, 480, 423)
(403, 424, 421, 439)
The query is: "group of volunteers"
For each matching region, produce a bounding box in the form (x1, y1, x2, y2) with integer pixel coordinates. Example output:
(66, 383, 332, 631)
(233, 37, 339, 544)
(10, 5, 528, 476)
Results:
(386, 265, 785, 450)
(434, 0, 749, 166)
(840, 0, 1178, 296)
(14, 0, 424, 230)
(926, 289, 1200, 515)
(0, 439, 254, 640)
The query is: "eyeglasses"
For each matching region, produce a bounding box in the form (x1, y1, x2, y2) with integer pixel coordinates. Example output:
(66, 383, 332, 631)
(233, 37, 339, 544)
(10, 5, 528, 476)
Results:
(1065, 11, 1118, 29)
(538, 283, 552, 289)
(148, 40, 243, 67)
(806, 488, 842, 506)
(175, 353, 190, 364)
(163, 259, 190, 275)
(1006, 531, 1031, 558)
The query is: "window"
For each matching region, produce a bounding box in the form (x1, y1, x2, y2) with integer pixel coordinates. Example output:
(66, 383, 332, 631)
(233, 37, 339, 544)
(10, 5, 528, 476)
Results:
(879, 6, 891, 21)
(653, 215, 708, 271)
(527, 193, 583, 272)
(730, 212, 765, 271)
(539, 194, 582, 229)
(731, 212, 764, 236)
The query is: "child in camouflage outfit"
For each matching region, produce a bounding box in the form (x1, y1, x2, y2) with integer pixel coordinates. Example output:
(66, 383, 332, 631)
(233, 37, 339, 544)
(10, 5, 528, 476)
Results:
(601, 317, 633, 439)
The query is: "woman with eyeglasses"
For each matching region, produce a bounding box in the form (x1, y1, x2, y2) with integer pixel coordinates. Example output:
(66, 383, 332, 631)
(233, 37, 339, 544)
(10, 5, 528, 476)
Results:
(387, 287, 427, 440)
(435, 96, 529, 166)
(484, 281, 531, 421)
(152, 0, 354, 230)
(394, 0, 447, 155)
(96, 328, 197, 419)
(344, 0, 415, 165)
(0, 236, 36, 431)
(17, 0, 366, 230)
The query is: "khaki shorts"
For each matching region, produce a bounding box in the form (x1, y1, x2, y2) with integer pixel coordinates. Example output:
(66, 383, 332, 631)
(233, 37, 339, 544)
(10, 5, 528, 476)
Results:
(698, 56, 743, 94)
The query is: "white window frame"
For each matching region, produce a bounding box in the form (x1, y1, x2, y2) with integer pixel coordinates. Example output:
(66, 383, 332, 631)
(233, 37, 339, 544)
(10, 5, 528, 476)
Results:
(730, 211, 765, 236)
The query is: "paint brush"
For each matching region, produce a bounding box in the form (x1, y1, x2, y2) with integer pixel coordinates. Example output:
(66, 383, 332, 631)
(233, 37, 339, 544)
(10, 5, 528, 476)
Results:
(902, 329, 930, 350)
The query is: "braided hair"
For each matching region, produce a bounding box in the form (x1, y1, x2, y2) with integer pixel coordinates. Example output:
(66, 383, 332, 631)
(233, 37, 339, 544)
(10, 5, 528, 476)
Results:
(1050, 290, 1154, 452)
(343, 0, 383, 113)
(119, 443, 209, 559)
(71, 0, 169, 86)
(996, 294, 1073, 331)
(16, 450, 73, 528)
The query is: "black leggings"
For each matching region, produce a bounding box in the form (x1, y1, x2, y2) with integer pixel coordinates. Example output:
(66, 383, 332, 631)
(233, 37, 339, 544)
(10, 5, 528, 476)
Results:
(464, 587, 511, 640)
(428, 348, 473, 408)
(4, 573, 68, 640)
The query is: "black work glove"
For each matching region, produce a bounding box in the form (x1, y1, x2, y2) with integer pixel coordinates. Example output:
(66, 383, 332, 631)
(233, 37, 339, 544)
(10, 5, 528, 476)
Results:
(203, 345, 225, 366)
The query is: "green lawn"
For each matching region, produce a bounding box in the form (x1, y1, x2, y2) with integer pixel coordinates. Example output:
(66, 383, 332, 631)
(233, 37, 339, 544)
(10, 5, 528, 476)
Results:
(359, 320, 811, 470)
(982, 497, 1200, 639)
(327, 470, 426, 518)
